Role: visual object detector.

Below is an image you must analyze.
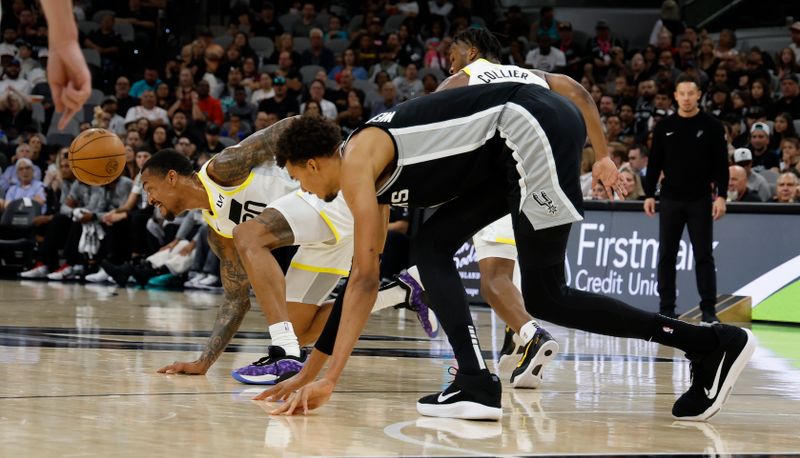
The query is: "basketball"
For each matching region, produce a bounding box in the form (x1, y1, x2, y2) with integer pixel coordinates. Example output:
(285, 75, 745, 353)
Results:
(68, 128, 126, 186)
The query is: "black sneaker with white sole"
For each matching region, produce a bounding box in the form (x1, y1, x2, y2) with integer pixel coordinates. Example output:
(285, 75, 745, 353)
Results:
(496, 326, 525, 375)
(510, 327, 559, 389)
(672, 324, 755, 421)
(417, 370, 502, 421)
(700, 310, 721, 326)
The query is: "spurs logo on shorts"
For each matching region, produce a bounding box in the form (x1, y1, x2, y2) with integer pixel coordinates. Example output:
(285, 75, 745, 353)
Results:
(391, 189, 410, 206)
(532, 191, 558, 216)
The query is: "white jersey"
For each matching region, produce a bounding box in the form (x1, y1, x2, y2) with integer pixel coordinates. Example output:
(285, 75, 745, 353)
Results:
(462, 58, 549, 89)
(197, 158, 298, 238)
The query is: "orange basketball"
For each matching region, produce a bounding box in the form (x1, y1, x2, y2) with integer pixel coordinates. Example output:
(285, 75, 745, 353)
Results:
(68, 128, 127, 186)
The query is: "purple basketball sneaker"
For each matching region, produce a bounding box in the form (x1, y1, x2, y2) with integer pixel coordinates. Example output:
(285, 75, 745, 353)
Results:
(394, 269, 439, 338)
(231, 346, 306, 385)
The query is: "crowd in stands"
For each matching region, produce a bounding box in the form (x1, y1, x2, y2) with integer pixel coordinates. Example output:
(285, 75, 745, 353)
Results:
(0, 0, 798, 287)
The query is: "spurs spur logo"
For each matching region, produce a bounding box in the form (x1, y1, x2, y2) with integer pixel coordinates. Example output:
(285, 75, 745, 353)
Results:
(532, 191, 558, 215)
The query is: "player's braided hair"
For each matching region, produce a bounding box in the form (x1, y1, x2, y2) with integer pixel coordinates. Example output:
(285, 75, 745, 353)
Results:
(453, 28, 502, 63)
(275, 116, 342, 167)
(141, 148, 194, 177)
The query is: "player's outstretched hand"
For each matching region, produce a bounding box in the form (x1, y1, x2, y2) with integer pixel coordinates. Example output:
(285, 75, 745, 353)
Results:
(592, 157, 625, 200)
(157, 360, 209, 375)
(268, 379, 334, 415)
(253, 373, 309, 401)
(48, 41, 92, 130)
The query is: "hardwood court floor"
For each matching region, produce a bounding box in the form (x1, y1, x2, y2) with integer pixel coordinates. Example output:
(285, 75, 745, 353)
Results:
(1, 280, 799, 457)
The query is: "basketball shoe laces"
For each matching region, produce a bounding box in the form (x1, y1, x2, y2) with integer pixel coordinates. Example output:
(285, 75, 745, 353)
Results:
(248, 346, 304, 367)
(249, 347, 283, 367)
(686, 356, 708, 396)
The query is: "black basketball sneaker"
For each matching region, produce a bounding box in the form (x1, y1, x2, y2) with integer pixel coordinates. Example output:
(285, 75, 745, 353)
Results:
(496, 326, 525, 375)
(417, 369, 502, 421)
(672, 325, 755, 421)
(700, 310, 721, 326)
(510, 327, 559, 389)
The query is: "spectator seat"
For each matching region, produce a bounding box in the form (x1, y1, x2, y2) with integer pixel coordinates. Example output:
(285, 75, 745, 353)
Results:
(383, 15, 406, 34)
(78, 20, 99, 35)
(278, 13, 300, 31)
(88, 89, 104, 106)
(46, 132, 76, 147)
(348, 15, 364, 34)
(259, 64, 280, 74)
(31, 103, 45, 126)
(250, 36, 275, 59)
(293, 37, 311, 54)
(82, 48, 101, 68)
(114, 22, 135, 42)
(214, 35, 233, 49)
(91, 9, 115, 22)
(300, 65, 325, 84)
(0, 199, 42, 275)
(47, 113, 80, 137)
(326, 38, 349, 55)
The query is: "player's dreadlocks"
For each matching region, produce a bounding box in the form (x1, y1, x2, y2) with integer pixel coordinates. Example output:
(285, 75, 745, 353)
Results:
(453, 28, 503, 63)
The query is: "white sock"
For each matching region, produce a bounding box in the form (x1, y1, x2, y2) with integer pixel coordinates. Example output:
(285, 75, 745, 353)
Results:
(374, 285, 405, 312)
(268, 321, 300, 357)
(373, 266, 426, 313)
(519, 320, 539, 343)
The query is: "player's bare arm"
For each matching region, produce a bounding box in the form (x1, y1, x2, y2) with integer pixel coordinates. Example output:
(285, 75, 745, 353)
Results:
(256, 204, 389, 405)
(271, 128, 394, 415)
(532, 70, 623, 199)
(208, 116, 298, 185)
(157, 230, 252, 374)
(531, 71, 607, 159)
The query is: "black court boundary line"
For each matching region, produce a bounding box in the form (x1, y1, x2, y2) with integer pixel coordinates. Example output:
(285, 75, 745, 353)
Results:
(0, 334, 686, 362)
(0, 391, 778, 401)
(0, 325, 429, 342)
(0, 326, 689, 362)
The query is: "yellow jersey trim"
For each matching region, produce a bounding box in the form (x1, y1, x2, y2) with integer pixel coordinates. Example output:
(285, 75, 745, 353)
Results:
(494, 237, 516, 246)
(318, 211, 340, 243)
(295, 191, 341, 243)
(204, 167, 256, 197)
(290, 262, 350, 277)
(464, 58, 496, 77)
(201, 212, 232, 238)
(196, 170, 220, 219)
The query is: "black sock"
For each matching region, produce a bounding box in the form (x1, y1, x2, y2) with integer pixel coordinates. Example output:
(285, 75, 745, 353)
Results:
(649, 314, 719, 355)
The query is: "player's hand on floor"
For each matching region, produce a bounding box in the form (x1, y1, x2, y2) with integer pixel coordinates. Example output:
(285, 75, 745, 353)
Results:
(253, 373, 309, 401)
(156, 360, 208, 375)
(268, 379, 334, 415)
(592, 157, 626, 200)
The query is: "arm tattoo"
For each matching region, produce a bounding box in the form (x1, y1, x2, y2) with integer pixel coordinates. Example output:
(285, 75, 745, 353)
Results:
(199, 231, 252, 367)
(254, 208, 295, 248)
(209, 116, 297, 184)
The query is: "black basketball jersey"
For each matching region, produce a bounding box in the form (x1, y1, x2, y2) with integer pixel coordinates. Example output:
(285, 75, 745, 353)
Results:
(343, 82, 586, 229)
(343, 82, 525, 208)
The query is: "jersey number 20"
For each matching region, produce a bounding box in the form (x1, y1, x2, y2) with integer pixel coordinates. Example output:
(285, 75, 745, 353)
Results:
(228, 199, 267, 224)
